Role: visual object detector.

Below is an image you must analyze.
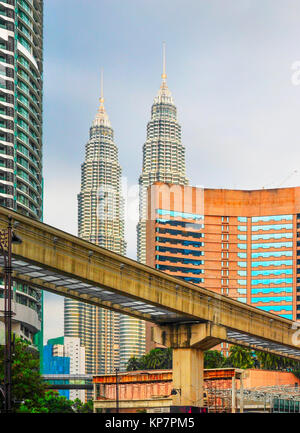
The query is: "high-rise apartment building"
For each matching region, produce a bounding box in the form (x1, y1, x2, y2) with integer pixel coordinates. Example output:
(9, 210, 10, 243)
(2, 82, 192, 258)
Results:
(145, 183, 300, 352)
(0, 0, 43, 355)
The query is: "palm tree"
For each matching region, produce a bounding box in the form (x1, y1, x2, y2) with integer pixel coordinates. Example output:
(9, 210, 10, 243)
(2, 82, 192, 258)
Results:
(126, 356, 141, 371)
(255, 351, 300, 371)
(144, 349, 166, 369)
(126, 348, 173, 371)
(204, 350, 225, 368)
(163, 348, 172, 369)
(228, 345, 254, 369)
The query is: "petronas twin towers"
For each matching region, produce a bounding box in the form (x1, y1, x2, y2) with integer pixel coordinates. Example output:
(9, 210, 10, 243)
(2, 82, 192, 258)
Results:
(64, 46, 188, 375)
(137, 49, 189, 264)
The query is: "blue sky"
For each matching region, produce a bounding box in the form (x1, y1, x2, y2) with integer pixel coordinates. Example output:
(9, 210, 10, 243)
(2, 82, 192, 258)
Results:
(42, 0, 300, 342)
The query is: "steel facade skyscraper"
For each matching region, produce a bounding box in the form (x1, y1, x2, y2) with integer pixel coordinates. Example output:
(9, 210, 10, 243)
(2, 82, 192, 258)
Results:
(135, 45, 189, 360)
(65, 82, 124, 375)
(0, 0, 43, 356)
(65, 79, 141, 374)
(137, 45, 189, 264)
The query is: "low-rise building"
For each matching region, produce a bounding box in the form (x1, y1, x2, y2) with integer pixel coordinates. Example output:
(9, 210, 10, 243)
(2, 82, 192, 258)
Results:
(93, 368, 300, 413)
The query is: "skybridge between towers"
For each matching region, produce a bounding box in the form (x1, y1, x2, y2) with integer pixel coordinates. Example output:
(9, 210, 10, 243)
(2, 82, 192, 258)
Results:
(0, 206, 299, 408)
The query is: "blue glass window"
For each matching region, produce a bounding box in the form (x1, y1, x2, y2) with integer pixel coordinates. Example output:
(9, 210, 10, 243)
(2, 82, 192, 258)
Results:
(238, 217, 247, 222)
(252, 233, 293, 240)
(156, 237, 204, 248)
(238, 279, 247, 285)
(237, 297, 247, 303)
(251, 242, 292, 249)
(238, 243, 247, 249)
(251, 277, 293, 285)
(278, 314, 293, 319)
(238, 261, 246, 267)
(252, 251, 293, 258)
(156, 246, 204, 256)
(238, 225, 247, 231)
(238, 288, 247, 294)
(238, 253, 247, 258)
(182, 277, 204, 284)
(255, 305, 292, 312)
(157, 209, 204, 220)
(237, 235, 247, 240)
(238, 270, 247, 276)
(181, 240, 203, 247)
(156, 219, 204, 230)
(251, 215, 292, 223)
(251, 296, 292, 303)
(156, 227, 204, 238)
(156, 264, 204, 274)
(156, 255, 204, 266)
(251, 287, 292, 294)
(251, 269, 292, 277)
(252, 224, 292, 231)
(251, 260, 292, 267)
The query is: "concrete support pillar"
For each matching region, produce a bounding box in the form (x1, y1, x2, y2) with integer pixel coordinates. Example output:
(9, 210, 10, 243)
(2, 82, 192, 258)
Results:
(153, 322, 227, 409)
(172, 347, 204, 407)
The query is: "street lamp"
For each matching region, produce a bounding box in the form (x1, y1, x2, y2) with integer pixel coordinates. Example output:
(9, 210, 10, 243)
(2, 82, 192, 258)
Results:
(0, 216, 22, 413)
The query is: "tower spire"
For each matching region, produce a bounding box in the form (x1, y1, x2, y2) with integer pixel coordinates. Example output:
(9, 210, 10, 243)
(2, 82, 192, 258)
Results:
(156, 42, 173, 104)
(161, 41, 167, 82)
(93, 68, 111, 127)
(100, 68, 104, 106)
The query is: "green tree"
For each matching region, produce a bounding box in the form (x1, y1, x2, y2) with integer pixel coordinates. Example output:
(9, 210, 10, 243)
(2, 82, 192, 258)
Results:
(0, 337, 46, 411)
(255, 352, 280, 370)
(204, 350, 225, 369)
(18, 392, 94, 413)
(293, 369, 300, 379)
(144, 348, 169, 369)
(0, 337, 94, 413)
(126, 348, 172, 371)
(72, 398, 93, 413)
(126, 356, 141, 371)
(254, 351, 300, 371)
(162, 348, 172, 369)
(18, 390, 75, 413)
(227, 345, 254, 369)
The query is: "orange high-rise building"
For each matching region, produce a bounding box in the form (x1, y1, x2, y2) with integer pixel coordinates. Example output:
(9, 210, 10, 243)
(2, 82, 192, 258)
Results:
(145, 183, 300, 353)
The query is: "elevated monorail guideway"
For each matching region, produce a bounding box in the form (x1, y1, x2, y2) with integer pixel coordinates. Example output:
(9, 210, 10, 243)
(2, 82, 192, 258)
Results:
(0, 206, 300, 408)
(0, 206, 299, 359)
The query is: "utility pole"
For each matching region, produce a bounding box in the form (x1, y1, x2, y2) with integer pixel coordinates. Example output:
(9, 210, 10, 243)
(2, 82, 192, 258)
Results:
(0, 217, 12, 413)
(0, 217, 22, 413)
(115, 368, 119, 413)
